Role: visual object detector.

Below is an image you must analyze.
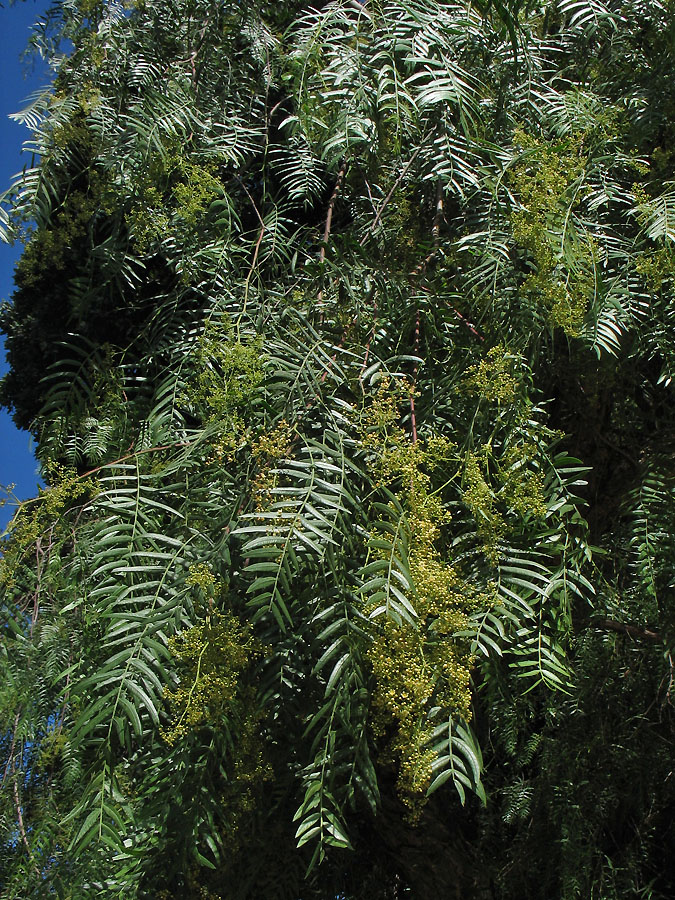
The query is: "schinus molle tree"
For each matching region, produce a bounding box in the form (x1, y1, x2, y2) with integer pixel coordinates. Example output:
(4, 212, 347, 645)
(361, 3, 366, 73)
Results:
(1, 0, 675, 897)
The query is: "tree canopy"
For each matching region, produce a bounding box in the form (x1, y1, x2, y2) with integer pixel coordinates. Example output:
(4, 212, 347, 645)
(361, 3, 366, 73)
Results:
(1, 0, 675, 897)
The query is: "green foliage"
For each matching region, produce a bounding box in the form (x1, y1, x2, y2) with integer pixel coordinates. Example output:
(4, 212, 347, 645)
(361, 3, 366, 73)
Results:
(1, 0, 675, 897)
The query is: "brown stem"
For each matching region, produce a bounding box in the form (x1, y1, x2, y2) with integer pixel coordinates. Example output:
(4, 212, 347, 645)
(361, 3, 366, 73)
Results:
(405, 183, 442, 439)
(594, 618, 662, 643)
(410, 180, 444, 277)
(318, 160, 348, 313)
(320, 160, 348, 264)
(188, 19, 209, 87)
(411, 249, 437, 277)
(13, 775, 40, 878)
(666, 652, 674, 705)
(363, 177, 378, 216)
(236, 176, 265, 229)
(449, 302, 484, 341)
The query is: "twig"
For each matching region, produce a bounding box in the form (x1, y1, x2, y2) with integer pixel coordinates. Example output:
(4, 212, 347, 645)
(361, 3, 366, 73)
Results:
(410, 308, 420, 444)
(432, 178, 443, 249)
(410, 248, 437, 277)
(30, 534, 45, 635)
(411, 180, 444, 276)
(360, 148, 420, 247)
(363, 177, 378, 216)
(80, 439, 196, 479)
(244, 223, 266, 292)
(665, 652, 674, 707)
(188, 19, 210, 86)
(238, 221, 267, 336)
(232, 176, 267, 333)
(406, 180, 483, 339)
(267, 98, 286, 122)
(235, 176, 265, 229)
(359, 296, 379, 388)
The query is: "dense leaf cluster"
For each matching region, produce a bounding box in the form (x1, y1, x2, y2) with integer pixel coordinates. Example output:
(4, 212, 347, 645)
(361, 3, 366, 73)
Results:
(1, 0, 674, 897)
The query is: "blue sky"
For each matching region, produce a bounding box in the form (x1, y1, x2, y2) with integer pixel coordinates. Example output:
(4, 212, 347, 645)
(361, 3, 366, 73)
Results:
(0, 0, 53, 531)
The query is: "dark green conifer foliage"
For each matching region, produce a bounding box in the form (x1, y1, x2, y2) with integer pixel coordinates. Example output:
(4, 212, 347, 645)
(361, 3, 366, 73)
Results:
(1, 0, 674, 897)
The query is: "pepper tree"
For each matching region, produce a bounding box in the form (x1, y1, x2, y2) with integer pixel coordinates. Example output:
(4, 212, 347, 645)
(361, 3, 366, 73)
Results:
(1, 0, 675, 897)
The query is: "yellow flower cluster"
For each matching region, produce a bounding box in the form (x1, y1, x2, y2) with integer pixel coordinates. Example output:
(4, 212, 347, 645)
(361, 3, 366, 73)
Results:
(499, 443, 548, 520)
(126, 148, 225, 254)
(509, 129, 593, 335)
(462, 452, 505, 563)
(188, 317, 264, 428)
(161, 611, 257, 746)
(186, 563, 218, 590)
(635, 247, 675, 293)
(250, 420, 294, 512)
(0, 467, 98, 590)
(464, 344, 518, 403)
(359, 377, 411, 453)
(358, 394, 483, 813)
(368, 517, 480, 815)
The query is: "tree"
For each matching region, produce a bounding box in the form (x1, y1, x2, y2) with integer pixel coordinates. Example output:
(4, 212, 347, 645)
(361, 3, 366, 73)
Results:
(1, 0, 674, 896)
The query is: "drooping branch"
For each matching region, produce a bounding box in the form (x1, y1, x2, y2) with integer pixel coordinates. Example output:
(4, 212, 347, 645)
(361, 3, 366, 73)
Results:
(410, 308, 420, 444)
(79, 439, 197, 479)
(1, 710, 20, 787)
(13, 775, 40, 878)
(360, 148, 420, 246)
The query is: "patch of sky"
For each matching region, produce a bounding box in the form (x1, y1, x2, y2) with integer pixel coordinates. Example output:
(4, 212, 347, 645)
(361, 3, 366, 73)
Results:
(1, 0, 55, 532)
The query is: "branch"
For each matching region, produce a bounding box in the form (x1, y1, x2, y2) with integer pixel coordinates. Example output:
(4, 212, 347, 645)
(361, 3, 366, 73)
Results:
(245, 222, 266, 289)
(320, 159, 348, 263)
(593, 618, 663, 643)
(448, 301, 484, 341)
(347, 0, 371, 18)
(407, 183, 441, 441)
